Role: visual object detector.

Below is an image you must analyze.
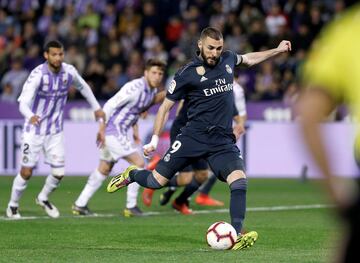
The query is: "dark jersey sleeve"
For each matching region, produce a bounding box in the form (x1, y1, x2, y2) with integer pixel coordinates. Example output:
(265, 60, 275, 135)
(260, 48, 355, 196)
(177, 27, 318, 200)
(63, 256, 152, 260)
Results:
(166, 66, 190, 101)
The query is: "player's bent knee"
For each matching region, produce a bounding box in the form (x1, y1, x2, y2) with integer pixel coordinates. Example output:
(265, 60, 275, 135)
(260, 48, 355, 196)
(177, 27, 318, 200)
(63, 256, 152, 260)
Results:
(177, 172, 193, 186)
(51, 167, 65, 178)
(98, 161, 114, 176)
(194, 170, 208, 183)
(153, 170, 169, 186)
(20, 166, 33, 180)
(226, 170, 246, 185)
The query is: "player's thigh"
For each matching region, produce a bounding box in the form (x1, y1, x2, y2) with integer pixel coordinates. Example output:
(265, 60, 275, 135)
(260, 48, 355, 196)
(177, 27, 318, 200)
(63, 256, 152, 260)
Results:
(206, 146, 245, 182)
(20, 132, 44, 167)
(156, 135, 203, 180)
(100, 135, 137, 162)
(123, 152, 145, 168)
(44, 132, 65, 167)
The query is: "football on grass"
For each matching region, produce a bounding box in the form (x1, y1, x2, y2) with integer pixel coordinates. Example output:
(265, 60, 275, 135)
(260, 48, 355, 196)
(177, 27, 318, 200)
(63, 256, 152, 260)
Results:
(206, 221, 237, 250)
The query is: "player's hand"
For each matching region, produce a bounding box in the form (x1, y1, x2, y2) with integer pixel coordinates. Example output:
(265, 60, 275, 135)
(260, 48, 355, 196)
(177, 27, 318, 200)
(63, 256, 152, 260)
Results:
(233, 124, 245, 141)
(94, 109, 105, 122)
(140, 111, 148, 119)
(277, 40, 292, 53)
(96, 130, 105, 148)
(143, 135, 159, 157)
(30, 115, 41, 126)
(133, 134, 141, 145)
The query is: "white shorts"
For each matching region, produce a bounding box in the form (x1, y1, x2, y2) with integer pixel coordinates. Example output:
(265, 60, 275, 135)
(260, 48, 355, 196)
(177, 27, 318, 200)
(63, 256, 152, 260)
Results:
(100, 134, 138, 163)
(21, 132, 65, 168)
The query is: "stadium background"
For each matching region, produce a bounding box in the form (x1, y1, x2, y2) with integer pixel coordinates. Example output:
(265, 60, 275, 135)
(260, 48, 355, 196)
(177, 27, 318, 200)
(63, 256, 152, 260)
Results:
(0, 0, 357, 177)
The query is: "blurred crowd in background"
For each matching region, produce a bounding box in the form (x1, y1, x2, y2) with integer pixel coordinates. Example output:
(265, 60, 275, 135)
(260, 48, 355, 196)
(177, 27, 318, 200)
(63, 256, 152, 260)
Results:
(0, 0, 354, 105)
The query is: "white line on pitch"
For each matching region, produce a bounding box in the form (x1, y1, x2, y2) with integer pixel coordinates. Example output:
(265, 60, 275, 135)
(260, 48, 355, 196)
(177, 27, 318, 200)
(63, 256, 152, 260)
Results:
(0, 204, 333, 221)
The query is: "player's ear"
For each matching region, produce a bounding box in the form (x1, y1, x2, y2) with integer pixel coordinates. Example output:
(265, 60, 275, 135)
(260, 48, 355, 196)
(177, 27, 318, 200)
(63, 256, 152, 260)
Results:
(198, 39, 202, 50)
(43, 52, 48, 60)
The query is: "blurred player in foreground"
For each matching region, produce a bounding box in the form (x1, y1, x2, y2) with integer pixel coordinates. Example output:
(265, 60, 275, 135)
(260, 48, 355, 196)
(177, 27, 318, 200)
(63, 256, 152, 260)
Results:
(73, 59, 166, 217)
(298, 4, 360, 262)
(6, 40, 105, 219)
(108, 27, 291, 250)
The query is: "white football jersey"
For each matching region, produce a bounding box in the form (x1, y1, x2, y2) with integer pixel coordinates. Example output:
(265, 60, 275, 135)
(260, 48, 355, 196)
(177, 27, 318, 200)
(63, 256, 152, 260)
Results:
(104, 77, 157, 136)
(18, 62, 100, 135)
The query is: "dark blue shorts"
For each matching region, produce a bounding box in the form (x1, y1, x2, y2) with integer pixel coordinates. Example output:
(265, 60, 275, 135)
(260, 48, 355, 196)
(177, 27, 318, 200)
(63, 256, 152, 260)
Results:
(170, 120, 208, 173)
(156, 132, 244, 182)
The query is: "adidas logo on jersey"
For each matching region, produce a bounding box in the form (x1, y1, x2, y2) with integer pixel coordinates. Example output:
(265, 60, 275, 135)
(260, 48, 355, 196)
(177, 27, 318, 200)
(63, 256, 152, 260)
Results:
(200, 76, 208, 82)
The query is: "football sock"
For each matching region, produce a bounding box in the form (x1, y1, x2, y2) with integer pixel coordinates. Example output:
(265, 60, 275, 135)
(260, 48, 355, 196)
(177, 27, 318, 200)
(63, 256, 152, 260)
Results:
(129, 169, 162, 189)
(75, 169, 106, 207)
(199, 172, 217, 195)
(126, 182, 140, 209)
(229, 178, 247, 234)
(38, 174, 61, 201)
(175, 177, 201, 204)
(8, 173, 28, 207)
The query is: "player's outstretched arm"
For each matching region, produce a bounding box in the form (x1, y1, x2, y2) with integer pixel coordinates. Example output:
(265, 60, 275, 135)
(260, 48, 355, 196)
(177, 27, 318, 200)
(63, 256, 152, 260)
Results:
(241, 40, 291, 67)
(143, 98, 175, 156)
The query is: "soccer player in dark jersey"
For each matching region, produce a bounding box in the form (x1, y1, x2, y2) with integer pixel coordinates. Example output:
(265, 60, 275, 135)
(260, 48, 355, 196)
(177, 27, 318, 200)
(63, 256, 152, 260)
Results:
(107, 27, 291, 250)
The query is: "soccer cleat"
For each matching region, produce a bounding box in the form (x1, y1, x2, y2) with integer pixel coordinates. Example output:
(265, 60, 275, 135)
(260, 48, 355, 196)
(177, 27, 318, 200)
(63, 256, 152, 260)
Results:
(107, 165, 137, 193)
(159, 188, 176, 206)
(6, 206, 21, 219)
(232, 231, 258, 250)
(142, 188, 155, 207)
(172, 200, 193, 215)
(72, 204, 93, 216)
(124, 206, 143, 217)
(195, 193, 224, 206)
(146, 155, 161, 170)
(35, 198, 60, 218)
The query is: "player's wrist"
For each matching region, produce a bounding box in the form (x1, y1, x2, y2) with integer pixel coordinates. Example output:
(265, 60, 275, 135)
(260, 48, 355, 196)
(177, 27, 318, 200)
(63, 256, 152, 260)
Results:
(150, 135, 159, 148)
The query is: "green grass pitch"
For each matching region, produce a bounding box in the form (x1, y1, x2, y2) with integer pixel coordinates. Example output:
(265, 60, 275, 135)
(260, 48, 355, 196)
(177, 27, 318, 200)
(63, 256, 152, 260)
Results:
(0, 176, 340, 262)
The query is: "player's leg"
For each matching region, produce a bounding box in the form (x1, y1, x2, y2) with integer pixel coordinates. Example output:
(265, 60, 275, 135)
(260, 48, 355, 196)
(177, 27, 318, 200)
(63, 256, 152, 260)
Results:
(207, 147, 257, 250)
(6, 132, 42, 218)
(159, 170, 193, 206)
(195, 171, 224, 206)
(142, 155, 161, 207)
(36, 133, 66, 218)
(171, 160, 208, 214)
(107, 135, 197, 193)
(123, 152, 145, 217)
(73, 160, 114, 215)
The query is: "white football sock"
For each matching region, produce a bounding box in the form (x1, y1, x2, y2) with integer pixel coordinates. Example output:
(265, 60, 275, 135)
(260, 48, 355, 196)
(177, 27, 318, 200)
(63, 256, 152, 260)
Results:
(37, 174, 61, 201)
(75, 169, 106, 207)
(126, 182, 140, 209)
(8, 173, 28, 207)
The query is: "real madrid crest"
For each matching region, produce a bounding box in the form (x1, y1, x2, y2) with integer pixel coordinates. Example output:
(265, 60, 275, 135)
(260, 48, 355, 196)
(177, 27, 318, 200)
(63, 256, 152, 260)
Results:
(225, 64, 232, 74)
(196, 66, 206, 76)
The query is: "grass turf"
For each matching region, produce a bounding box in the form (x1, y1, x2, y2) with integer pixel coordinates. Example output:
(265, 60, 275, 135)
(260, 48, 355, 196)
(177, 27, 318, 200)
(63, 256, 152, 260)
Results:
(0, 176, 340, 263)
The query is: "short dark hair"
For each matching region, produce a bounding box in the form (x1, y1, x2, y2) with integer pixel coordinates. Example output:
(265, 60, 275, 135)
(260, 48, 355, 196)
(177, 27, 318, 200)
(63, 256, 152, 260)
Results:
(44, 40, 64, 52)
(200, 27, 223, 40)
(145, 58, 166, 72)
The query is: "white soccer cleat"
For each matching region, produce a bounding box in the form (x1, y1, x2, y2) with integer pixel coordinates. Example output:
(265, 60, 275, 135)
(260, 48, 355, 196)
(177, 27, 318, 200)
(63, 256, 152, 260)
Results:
(6, 206, 21, 219)
(35, 198, 60, 218)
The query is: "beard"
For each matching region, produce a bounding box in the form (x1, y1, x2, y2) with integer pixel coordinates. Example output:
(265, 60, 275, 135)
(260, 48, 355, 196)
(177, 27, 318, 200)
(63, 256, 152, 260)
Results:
(200, 48, 219, 67)
(48, 61, 62, 72)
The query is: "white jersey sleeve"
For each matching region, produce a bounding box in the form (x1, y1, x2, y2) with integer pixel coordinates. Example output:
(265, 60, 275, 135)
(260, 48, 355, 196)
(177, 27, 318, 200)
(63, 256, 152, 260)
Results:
(17, 65, 42, 119)
(67, 64, 101, 111)
(103, 81, 141, 123)
(233, 81, 247, 117)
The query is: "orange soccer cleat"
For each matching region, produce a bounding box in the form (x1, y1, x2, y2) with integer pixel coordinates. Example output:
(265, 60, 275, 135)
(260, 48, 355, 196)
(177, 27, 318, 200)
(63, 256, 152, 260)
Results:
(142, 188, 155, 207)
(195, 193, 224, 206)
(172, 200, 193, 215)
